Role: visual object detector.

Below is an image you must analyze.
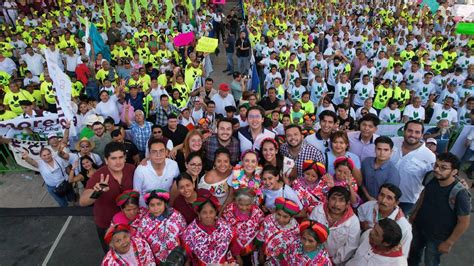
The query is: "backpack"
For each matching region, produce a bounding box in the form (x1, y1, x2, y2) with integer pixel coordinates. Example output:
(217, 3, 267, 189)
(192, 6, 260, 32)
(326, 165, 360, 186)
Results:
(422, 171, 471, 211)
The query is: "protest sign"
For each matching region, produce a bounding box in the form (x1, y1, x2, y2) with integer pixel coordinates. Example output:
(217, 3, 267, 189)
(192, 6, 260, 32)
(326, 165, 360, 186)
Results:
(9, 139, 50, 171)
(196, 37, 218, 53)
(173, 32, 195, 47)
(421, 0, 439, 13)
(0, 114, 65, 136)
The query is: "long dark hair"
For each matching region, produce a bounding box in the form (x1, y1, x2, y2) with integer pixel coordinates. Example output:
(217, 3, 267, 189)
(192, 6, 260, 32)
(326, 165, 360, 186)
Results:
(259, 138, 284, 172)
(79, 155, 99, 177)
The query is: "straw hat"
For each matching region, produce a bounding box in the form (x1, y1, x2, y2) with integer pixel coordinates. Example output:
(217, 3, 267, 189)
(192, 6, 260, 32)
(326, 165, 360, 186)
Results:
(75, 137, 95, 151)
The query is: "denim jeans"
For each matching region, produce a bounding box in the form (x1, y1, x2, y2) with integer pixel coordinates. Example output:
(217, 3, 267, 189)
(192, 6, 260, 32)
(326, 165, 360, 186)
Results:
(46, 185, 69, 207)
(408, 226, 443, 266)
(226, 52, 234, 72)
(237, 56, 250, 74)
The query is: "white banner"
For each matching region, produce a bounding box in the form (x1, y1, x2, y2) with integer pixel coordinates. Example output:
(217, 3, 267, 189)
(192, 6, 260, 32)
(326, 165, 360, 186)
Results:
(0, 114, 64, 136)
(44, 48, 77, 137)
(9, 138, 50, 171)
(376, 123, 436, 137)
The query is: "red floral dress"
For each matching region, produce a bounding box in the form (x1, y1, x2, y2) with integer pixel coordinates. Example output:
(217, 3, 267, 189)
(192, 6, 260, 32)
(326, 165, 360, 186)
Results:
(110, 207, 147, 238)
(101, 236, 156, 266)
(181, 219, 236, 265)
(221, 202, 265, 256)
(256, 213, 300, 265)
(136, 208, 187, 263)
(292, 178, 329, 213)
(287, 241, 332, 266)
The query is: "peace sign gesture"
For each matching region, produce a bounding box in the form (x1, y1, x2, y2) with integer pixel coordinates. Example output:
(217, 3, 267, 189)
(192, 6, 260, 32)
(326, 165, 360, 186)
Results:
(93, 174, 110, 193)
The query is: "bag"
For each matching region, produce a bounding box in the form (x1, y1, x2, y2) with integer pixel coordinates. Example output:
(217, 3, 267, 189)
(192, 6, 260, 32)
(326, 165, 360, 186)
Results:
(423, 171, 471, 210)
(54, 180, 73, 196)
(163, 246, 186, 266)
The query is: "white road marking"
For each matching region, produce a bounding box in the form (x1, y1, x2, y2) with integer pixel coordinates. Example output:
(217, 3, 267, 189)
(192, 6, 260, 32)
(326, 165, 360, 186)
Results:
(42, 216, 72, 265)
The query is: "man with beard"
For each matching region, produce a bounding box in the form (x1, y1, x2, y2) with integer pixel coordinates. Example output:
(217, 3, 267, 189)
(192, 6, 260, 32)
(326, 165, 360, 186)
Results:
(203, 118, 240, 170)
(305, 110, 337, 153)
(237, 106, 275, 152)
(309, 186, 361, 265)
(358, 183, 412, 257)
(346, 219, 407, 265)
(348, 113, 380, 162)
(408, 153, 471, 266)
(390, 120, 436, 214)
(280, 124, 325, 177)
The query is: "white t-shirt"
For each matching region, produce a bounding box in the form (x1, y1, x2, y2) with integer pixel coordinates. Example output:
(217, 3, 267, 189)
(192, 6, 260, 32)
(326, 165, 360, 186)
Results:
(379, 107, 401, 123)
(414, 81, 435, 105)
(21, 53, 45, 76)
(95, 95, 121, 124)
(353, 81, 375, 106)
(333, 81, 351, 105)
(133, 159, 180, 207)
(37, 156, 69, 187)
(0, 57, 17, 75)
(402, 104, 425, 121)
(429, 103, 458, 125)
(211, 93, 236, 116)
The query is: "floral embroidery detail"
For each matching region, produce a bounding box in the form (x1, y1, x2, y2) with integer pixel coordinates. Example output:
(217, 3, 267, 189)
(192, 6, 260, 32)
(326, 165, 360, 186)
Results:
(221, 202, 265, 255)
(137, 208, 186, 262)
(181, 219, 235, 265)
(256, 213, 300, 264)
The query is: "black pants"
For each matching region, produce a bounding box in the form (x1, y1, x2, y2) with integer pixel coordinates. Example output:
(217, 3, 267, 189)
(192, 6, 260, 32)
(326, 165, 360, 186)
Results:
(96, 225, 109, 253)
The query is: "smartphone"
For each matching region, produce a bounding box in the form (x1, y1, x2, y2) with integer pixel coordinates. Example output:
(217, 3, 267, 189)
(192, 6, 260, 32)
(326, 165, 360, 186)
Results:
(90, 184, 108, 199)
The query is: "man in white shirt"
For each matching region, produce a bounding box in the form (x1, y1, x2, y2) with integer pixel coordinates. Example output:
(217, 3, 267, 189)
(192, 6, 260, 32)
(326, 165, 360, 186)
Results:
(21, 47, 45, 77)
(390, 120, 436, 214)
(353, 74, 375, 108)
(133, 139, 180, 207)
(305, 110, 337, 153)
(63, 47, 79, 76)
(346, 219, 407, 266)
(310, 186, 361, 265)
(414, 72, 435, 106)
(358, 183, 412, 257)
(428, 96, 458, 125)
(403, 96, 425, 123)
(211, 83, 236, 116)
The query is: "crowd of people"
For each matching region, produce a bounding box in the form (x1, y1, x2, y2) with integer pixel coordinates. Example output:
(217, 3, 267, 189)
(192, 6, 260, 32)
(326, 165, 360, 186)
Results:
(1, 0, 473, 265)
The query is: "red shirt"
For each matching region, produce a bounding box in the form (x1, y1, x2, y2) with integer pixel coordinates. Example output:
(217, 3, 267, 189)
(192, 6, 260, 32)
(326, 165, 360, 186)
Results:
(86, 164, 135, 228)
(75, 63, 91, 86)
(172, 195, 197, 224)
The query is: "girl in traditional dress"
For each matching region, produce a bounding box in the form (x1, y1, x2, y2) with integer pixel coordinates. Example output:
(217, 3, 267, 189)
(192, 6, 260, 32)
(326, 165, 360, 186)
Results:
(136, 189, 187, 264)
(256, 197, 301, 265)
(292, 160, 331, 214)
(287, 220, 332, 265)
(181, 190, 238, 265)
(221, 188, 265, 265)
(259, 138, 296, 184)
(101, 224, 156, 266)
(226, 149, 263, 206)
(172, 173, 198, 224)
(110, 190, 146, 235)
(261, 165, 304, 216)
(332, 156, 361, 207)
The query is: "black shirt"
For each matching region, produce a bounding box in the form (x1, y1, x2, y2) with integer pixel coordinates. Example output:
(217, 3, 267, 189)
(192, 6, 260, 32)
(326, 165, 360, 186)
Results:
(162, 124, 189, 146)
(122, 140, 139, 165)
(225, 35, 235, 54)
(258, 97, 279, 111)
(415, 179, 471, 240)
(235, 38, 251, 57)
